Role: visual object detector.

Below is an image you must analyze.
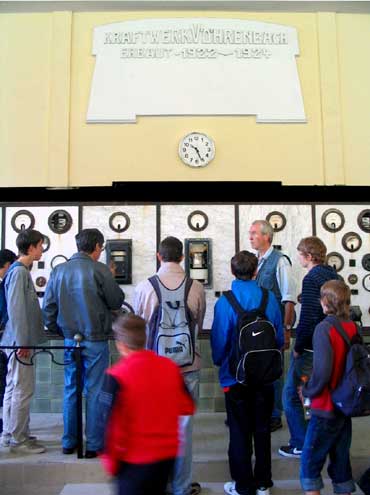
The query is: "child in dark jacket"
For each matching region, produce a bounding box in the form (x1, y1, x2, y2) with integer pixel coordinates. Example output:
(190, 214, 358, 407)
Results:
(300, 280, 357, 495)
(96, 313, 195, 495)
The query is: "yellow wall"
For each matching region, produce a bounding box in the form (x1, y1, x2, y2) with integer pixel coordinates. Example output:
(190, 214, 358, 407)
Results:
(0, 10, 369, 187)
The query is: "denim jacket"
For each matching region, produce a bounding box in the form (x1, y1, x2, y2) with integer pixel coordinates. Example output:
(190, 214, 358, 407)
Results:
(43, 252, 124, 341)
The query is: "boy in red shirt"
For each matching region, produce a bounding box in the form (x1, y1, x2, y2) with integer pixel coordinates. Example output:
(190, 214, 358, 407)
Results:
(300, 280, 357, 495)
(96, 313, 195, 495)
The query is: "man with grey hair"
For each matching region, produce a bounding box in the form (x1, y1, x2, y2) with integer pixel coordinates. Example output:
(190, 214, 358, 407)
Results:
(249, 220, 296, 432)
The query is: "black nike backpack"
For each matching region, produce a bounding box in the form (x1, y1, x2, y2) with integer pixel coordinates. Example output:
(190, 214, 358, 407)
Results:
(224, 288, 283, 387)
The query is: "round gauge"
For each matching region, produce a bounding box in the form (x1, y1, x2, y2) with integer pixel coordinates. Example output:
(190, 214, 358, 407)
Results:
(362, 274, 370, 292)
(326, 252, 344, 272)
(11, 210, 35, 233)
(347, 274, 358, 285)
(48, 210, 73, 234)
(50, 254, 68, 270)
(35, 276, 47, 288)
(362, 254, 370, 271)
(187, 210, 209, 232)
(357, 210, 370, 233)
(42, 235, 50, 253)
(321, 208, 345, 233)
(341, 232, 362, 253)
(109, 212, 130, 233)
(266, 211, 287, 232)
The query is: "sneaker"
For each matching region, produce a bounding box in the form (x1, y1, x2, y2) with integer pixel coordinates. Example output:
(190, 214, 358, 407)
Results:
(278, 445, 302, 458)
(0, 434, 10, 447)
(10, 440, 46, 455)
(257, 488, 270, 495)
(224, 481, 241, 495)
(190, 482, 201, 495)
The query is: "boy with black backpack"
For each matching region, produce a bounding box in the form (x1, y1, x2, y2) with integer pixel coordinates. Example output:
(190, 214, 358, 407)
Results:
(211, 251, 283, 495)
(300, 280, 358, 495)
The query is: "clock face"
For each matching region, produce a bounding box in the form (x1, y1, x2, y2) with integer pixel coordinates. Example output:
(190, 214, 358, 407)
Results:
(179, 132, 215, 167)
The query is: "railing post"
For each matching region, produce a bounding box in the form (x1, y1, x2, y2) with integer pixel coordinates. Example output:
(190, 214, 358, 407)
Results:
(74, 334, 84, 459)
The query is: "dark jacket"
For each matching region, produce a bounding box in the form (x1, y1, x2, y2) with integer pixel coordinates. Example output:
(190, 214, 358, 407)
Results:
(303, 315, 357, 418)
(43, 252, 124, 341)
(294, 264, 338, 354)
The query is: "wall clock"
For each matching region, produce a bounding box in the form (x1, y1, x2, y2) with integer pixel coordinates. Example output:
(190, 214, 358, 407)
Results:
(178, 132, 215, 167)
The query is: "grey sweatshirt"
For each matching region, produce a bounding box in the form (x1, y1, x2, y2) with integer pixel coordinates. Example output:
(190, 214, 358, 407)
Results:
(1, 264, 45, 347)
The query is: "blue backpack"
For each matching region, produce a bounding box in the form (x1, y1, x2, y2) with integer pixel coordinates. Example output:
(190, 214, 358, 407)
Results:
(0, 261, 23, 331)
(330, 318, 370, 417)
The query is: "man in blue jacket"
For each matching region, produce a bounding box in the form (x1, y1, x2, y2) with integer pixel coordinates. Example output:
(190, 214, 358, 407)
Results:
(43, 228, 124, 458)
(211, 251, 283, 495)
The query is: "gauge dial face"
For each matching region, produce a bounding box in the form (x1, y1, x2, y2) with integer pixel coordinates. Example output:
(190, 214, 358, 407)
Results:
(50, 254, 68, 269)
(109, 212, 130, 233)
(266, 211, 287, 232)
(187, 210, 209, 232)
(326, 252, 344, 272)
(42, 235, 51, 253)
(321, 209, 345, 233)
(358, 210, 370, 233)
(178, 132, 215, 167)
(341, 232, 362, 253)
(48, 210, 73, 234)
(35, 276, 47, 288)
(362, 254, 370, 272)
(347, 274, 358, 285)
(362, 274, 370, 292)
(11, 210, 35, 233)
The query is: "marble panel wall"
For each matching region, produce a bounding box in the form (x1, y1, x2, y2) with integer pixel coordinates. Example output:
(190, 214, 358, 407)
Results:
(315, 204, 370, 326)
(82, 205, 157, 305)
(4, 206, 79, 299)
(160, 205, 236, 330)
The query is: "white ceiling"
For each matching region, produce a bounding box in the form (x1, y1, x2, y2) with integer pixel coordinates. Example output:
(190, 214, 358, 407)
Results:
(1, 1, 370, 13)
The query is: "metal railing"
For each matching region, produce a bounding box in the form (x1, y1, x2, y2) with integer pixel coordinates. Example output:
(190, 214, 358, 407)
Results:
(0, 334, 84, 458)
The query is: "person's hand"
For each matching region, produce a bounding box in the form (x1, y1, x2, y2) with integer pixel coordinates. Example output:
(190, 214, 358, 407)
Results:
(297, 385, 304, 405)
(293, 350, 300, 359)
(17, 348, 31, 359)
(109, 260, 117, 277)
(283, 329, 291, 350)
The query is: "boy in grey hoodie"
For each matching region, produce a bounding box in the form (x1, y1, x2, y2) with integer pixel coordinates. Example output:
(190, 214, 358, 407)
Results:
(1, 230, 46, 454)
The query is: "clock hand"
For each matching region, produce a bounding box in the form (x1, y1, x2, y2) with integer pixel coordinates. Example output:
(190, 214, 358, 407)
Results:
(190, 144, 201, 159)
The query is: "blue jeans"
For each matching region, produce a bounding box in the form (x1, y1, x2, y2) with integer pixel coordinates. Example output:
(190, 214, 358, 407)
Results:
(282, 350, 313, 449)
(171, 370, 199, 495)
(300, 414, 355, 494)
(63, 339, 109, 451)
(272, 352, 284, 419)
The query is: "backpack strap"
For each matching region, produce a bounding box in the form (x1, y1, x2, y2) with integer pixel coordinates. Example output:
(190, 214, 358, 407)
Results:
(223, 291, 245, 317)
(257, 288, 269, 316)
(282, 254, 292, 266)
(327, 316, 352, 347)
(148, 275, 162, 303)
(149, 275, 193, 303)
(224, 288, 269, 318)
